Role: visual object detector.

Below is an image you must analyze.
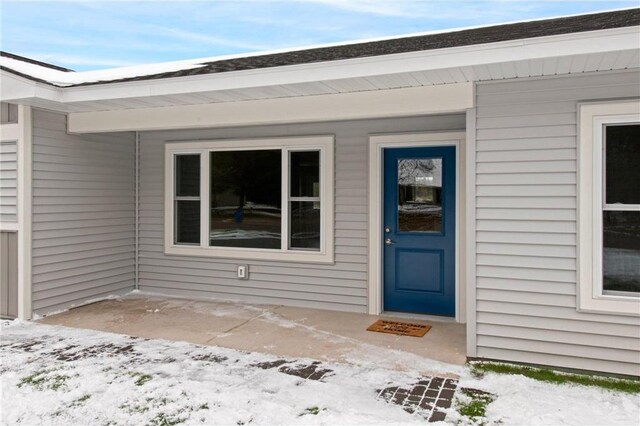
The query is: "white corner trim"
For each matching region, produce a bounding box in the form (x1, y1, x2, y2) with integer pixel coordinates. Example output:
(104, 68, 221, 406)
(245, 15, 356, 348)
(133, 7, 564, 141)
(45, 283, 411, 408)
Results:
(68, 84, 473, 133)
(164, 136, 335, 264)
(577, 99, 640, 316)
(16, 105, 32, 320)
(464, 108, 478, 356)
(367, 131, 465, 321)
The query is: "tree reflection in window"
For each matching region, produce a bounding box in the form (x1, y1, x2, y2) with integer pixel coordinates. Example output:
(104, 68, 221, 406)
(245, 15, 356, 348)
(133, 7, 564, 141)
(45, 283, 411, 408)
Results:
(210, 150, 282, 249)
(397, 158, 443, 233)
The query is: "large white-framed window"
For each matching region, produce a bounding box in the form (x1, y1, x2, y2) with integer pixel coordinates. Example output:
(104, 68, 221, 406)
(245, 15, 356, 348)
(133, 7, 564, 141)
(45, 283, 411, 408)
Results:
(164, 136, 335, 263)
(578, 100, 640, 315)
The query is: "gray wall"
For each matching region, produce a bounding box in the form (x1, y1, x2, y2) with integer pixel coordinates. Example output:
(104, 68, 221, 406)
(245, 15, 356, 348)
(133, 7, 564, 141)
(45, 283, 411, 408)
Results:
(1, 231, 18, 318)
(139, 114, 465, 313)
(0, 140, 17, 223)
(1, 103, 18, 124)
(473, 70, 640, 376)
(31, 109, 136, 315)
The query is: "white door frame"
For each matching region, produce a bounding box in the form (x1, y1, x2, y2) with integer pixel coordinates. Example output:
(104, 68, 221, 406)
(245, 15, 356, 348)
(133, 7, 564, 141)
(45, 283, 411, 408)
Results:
(368, 131, 465, 322)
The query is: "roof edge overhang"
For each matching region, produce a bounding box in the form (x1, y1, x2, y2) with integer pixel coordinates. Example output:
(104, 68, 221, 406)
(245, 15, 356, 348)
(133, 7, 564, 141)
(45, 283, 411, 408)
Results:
(2, 25, 639, 112)
(67, 83, 474, 133)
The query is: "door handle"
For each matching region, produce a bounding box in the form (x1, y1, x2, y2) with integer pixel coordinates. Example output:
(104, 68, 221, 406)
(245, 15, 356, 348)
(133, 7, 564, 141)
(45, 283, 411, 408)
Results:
(385, 238, 395, 245)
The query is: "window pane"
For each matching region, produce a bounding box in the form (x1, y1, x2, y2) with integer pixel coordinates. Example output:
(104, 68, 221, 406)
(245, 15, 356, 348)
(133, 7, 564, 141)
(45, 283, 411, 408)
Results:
(605, 124, 640, 205)
(210, 150, 281, 249)
(175, 200, 200, 244)
(290, 151, 320, 197)
(398, 158, 442, 232)
(175, 154, 200, 197)
(290, 201, 320, 250)
(603, 210, 640, 293)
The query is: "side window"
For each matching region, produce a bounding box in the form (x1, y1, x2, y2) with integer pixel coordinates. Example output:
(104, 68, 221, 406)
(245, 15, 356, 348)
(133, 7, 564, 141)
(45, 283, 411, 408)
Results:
(602, 124, 640, 295)
(578, 101, 640, 315)
(174, 154, 200, 245)
(289, 150, 321, 250)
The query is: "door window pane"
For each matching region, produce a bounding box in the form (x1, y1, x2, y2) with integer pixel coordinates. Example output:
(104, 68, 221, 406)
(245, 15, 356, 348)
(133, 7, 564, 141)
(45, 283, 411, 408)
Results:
(603, 211, 640, 294)
(398, 158, 442, 232)
(290, 201, 320, 250)
(290, 151, 320, 197)
(210, 150, 281, 249)
(605, 124, 640, 205)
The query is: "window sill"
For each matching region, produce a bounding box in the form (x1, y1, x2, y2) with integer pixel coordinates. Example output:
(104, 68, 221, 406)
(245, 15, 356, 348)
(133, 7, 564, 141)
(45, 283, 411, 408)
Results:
(164, 245, 335, 264)
(577, 291, 640, 316)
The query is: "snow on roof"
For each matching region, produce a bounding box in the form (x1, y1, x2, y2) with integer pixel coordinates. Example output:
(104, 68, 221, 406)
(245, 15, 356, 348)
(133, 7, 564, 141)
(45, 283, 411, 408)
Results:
(0, 52, 208, 87)
(1, 7, 638, 88)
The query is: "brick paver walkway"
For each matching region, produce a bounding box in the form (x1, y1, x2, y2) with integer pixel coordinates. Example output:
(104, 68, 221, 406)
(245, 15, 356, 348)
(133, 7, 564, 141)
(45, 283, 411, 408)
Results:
(377, 377, 458, 422)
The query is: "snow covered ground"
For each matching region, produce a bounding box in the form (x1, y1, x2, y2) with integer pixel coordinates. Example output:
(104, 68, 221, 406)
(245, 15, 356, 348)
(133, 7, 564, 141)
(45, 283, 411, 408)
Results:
(1, 320, 638, 425)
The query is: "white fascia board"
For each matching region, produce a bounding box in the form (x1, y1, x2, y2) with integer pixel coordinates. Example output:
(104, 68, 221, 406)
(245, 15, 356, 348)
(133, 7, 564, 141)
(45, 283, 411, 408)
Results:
(3, 26, 638, 109)
(59, 26, 640, 104)
(0, 70, 61, 103)
(68, 83, 473, 133)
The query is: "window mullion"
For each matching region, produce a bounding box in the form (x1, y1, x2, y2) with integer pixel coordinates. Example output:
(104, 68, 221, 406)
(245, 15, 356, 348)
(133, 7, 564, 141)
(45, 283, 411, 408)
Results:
(200, 151, 209, 249)
(603, 204, 640, 211)
(319, 148, 325, 254)
(289, 197, 320, 202)
(172, 154, 177, 245)
(281, 148, 289, 252)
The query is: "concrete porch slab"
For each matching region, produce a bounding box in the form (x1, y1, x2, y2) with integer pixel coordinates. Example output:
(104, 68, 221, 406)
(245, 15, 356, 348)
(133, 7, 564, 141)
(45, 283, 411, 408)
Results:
(39, 294, 467, 374)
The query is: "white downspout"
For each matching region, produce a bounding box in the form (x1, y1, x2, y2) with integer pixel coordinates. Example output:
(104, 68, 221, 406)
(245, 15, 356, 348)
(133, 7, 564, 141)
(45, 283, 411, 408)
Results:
(134, 131, 140, 290)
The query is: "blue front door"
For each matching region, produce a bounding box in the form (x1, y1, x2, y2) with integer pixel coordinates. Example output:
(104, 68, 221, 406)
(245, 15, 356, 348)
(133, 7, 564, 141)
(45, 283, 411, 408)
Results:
(383, 146, 456, 316)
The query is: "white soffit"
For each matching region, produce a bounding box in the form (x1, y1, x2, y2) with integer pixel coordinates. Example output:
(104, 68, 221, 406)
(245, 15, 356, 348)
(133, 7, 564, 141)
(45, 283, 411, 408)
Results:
(68, 83, 474, 133)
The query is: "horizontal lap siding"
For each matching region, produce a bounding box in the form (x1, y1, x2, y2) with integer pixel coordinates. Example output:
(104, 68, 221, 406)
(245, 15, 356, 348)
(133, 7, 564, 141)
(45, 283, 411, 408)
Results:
(32, 109, 135, 314)
(1, 231, 18, 318)
(0, 141, 17, 223)
(475, 70, 640, 376)
(139, 115, 464, 313)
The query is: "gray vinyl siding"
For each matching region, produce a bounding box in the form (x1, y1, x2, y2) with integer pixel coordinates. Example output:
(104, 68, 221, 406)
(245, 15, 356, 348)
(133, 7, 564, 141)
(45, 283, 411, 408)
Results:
(139, 114, 465, 313)
(1, 103, 18, 124)
(0, 140, 17, 223)
(31, 109, 136, 315)
(474, 69, 640, 376)
(1, 231, 18, 318)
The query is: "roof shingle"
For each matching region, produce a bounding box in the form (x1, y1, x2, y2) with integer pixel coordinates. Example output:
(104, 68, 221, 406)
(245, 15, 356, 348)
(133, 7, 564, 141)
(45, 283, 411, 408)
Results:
(2, 8, 639, 87)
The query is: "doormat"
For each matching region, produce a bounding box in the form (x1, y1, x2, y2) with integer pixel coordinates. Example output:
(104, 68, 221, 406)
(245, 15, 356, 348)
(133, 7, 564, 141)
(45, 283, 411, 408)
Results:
(366, 320, 432, 337)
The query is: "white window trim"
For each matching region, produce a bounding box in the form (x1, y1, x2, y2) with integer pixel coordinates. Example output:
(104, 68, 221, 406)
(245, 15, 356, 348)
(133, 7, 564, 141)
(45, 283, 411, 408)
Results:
(578, 100, 640, 316)
(164, 135, 335, 264)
